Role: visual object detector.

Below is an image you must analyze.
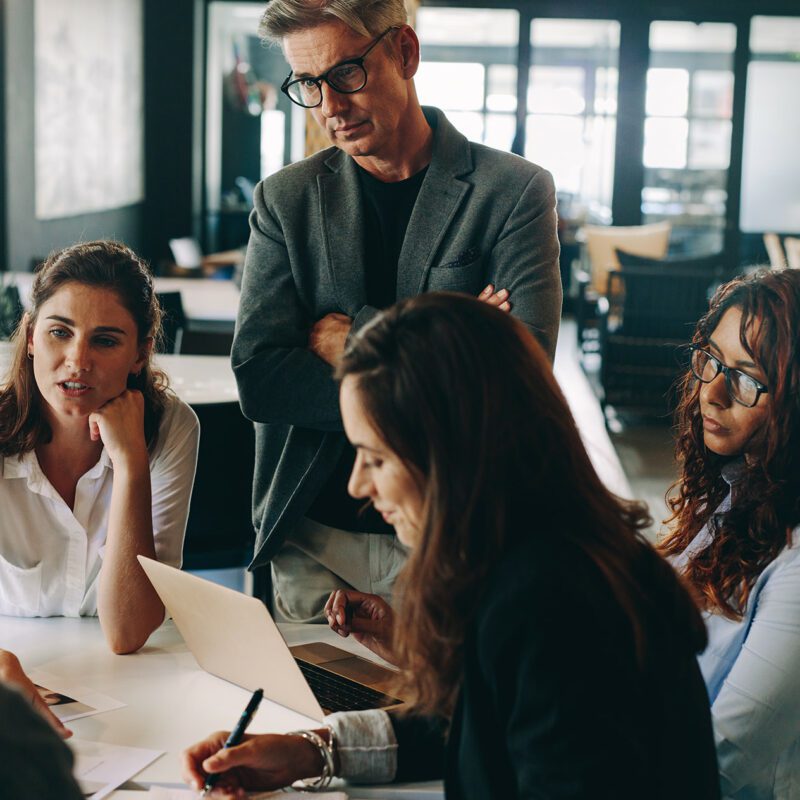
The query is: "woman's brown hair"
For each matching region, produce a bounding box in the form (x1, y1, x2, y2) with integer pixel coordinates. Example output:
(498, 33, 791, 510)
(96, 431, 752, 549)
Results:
(661, 269, 800, 619)
(337, 292, 706, 718)
(0, 240, 169, 457)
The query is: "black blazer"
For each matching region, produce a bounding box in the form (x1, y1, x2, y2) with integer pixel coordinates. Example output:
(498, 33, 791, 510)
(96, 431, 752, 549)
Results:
(389, 534, 720, 799)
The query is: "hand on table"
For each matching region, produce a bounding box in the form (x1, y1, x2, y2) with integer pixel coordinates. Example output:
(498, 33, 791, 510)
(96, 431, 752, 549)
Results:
(181, 730, 325, 797)
(478, 283, 511, 312)
(0, 649, 72, 738)
(87, 389, 148, 471)
(309, 313, 352, 366)
(324, 590, 396, 664)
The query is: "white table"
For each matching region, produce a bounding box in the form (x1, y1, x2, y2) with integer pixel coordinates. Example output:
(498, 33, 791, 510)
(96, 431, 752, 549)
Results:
(154, 354, 238, 406)
(0, 342, 238, 408)
(151, 277, 239, 333)
(0, 616, 443, 798)
(0, 272, 239, 334)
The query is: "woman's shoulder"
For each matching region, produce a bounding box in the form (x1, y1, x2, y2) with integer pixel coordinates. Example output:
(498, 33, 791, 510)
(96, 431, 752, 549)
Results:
(151, 394, 199, 457)
(754, 526, 800, 595)
(159, 393, 198, 430)
(477, 533, 613, 632)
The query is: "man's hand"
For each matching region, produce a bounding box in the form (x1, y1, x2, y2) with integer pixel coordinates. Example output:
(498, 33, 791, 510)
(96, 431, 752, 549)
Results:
(478, 284, 511, 312)
(309, 313, 353, 366)
(0, 650, 72, 738)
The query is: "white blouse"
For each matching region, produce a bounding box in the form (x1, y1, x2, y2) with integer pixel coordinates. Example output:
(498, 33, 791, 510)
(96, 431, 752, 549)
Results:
(0, 395, 199, 618)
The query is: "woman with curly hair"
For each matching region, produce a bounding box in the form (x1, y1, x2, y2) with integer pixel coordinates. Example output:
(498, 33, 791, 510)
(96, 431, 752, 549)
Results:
(183, 293, 719, 799)
(661, 268, 800, 797)
(0, 241, 199, 735)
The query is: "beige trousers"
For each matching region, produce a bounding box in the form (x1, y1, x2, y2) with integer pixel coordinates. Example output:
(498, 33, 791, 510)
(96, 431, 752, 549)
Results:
(271, 516, 409, 623)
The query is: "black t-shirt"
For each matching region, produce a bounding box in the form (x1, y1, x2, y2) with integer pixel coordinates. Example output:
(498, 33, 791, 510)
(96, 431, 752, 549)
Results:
(358, 163, 429, 309)
(306, 163, 428, 534)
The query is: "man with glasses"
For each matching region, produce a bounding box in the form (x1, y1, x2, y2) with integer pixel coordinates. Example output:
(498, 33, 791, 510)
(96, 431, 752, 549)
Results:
(232, 0, 562, 623)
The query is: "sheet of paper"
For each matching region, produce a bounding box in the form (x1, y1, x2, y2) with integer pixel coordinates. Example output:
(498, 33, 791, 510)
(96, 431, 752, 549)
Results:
(71, 739, 164, 800)
(147, 787, 347, 799)
(29, 669, 125, 722)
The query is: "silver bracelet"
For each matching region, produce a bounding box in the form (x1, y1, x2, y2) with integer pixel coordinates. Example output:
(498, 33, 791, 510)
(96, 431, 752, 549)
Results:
(286, 727, 336, 792)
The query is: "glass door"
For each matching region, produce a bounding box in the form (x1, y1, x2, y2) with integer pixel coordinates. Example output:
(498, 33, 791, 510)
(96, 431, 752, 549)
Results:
(415, 7, 520, 151)
(526, 19, 620, 225)
(641, 22, 736, 255)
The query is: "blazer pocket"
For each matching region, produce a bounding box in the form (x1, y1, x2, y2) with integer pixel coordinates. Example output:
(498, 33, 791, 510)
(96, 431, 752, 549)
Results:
(0, 553, 43, 615)
(426, 253, 483, 294)
(435, 246, 481, 271)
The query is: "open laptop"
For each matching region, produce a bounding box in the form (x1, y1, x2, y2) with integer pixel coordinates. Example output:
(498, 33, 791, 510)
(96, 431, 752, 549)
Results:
(138, 556, 404, 722)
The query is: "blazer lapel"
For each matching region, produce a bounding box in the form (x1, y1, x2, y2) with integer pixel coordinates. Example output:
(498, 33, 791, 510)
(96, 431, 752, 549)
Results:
(318, 150, 368, 315)
(396, 108, 474, 300)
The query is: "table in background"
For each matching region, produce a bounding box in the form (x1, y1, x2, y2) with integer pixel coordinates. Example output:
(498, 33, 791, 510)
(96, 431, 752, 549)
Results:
(0, 344, 237, 408)
(0, 272, 239, 352)
(153, 354, 238, 405)
(0, 616, 442, 798)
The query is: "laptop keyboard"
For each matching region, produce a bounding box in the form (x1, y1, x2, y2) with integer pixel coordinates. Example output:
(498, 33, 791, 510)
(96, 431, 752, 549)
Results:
(296, 659, 402, 713)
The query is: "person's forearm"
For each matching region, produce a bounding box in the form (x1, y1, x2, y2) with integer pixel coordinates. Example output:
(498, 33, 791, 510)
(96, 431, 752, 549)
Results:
(97, 455, 164, 654)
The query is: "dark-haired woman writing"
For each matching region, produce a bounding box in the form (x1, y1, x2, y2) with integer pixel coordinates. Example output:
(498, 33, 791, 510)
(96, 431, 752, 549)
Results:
(662, 269, 800, 798)
(183, 293, 719, 798)
(0, 241, 198, 735)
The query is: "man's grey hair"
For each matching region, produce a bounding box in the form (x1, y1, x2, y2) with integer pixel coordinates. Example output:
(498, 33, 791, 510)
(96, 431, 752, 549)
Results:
(259, 0, 408, 43)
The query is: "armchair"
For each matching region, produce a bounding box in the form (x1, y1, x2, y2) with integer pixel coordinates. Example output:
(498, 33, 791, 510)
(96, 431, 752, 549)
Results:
(576, 221, 671, 351)
(598, 266, 718, 419)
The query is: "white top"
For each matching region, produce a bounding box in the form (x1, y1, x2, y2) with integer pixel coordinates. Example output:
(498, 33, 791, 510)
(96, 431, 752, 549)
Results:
(674, 463, 800, 800)
(0, 395, 199, 618)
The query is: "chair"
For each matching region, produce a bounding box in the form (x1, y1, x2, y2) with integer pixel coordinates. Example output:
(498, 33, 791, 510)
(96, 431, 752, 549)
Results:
(576, 221, 671, 351)
(614, 248, 725, 276)
(180, 401, 272, 604)
(0, 284, 24, 340)
(598, 266, 717, 419)
(156, 291, 186, 354)
(584, 221, 672, 294)
(763, 233, 787, 269)
(168, 237, 244, 281)
(181, 402, 258, 569)
(784, 237, 800, 269)
(168, 237, 204, 272)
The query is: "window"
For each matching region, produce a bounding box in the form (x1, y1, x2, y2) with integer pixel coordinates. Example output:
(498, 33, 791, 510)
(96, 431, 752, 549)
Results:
(740, 17, 800, 234)
(642, 22, 736, 253)
(526, 19, 620, 222)
(416, 8, 519, 151)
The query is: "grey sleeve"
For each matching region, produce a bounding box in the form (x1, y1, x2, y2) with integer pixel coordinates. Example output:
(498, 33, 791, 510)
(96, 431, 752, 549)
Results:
(0, 684, 83, 800)
(488, 167, 562, 363)
(325, 709, 398, 784)
(231, 183, 344, 432)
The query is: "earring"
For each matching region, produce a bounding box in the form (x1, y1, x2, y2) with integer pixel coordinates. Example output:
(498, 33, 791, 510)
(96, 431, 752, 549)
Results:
(27, 352, 33, 360)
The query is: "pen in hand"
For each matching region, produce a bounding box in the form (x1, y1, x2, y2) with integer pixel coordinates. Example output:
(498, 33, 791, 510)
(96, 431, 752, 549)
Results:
(202, 688, 263, 797)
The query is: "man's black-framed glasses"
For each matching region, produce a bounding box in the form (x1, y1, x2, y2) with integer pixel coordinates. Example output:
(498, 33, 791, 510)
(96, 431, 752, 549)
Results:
(281, 27, 397, 108)
(689, 345, 769, 408)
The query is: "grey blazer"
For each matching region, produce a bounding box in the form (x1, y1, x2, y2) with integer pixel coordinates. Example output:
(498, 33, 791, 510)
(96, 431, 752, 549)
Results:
(232, 107, 561, 566)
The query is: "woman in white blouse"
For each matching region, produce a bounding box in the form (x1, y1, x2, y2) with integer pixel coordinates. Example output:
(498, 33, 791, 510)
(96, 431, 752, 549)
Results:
(661, 268, 800, 798)
(0, 241, 199, 735)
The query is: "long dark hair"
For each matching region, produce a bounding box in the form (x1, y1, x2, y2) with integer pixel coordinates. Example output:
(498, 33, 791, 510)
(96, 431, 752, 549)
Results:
(661, 269, 800, 619)
(337, 292, 706, 717)
(0, 240, 169, 457)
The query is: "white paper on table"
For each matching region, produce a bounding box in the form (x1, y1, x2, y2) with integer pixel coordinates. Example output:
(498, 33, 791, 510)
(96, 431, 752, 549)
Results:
(147, 787, 347, 799)
(71, 738, 164, 799)
(29, 669, 126, 722)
